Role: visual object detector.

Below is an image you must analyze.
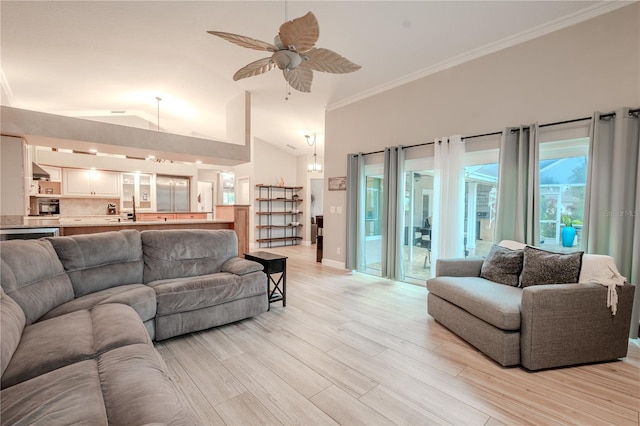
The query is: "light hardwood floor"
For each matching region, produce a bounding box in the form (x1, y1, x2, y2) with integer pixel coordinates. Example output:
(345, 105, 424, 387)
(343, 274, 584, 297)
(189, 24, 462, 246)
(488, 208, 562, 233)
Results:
(156, 245, 640, 425)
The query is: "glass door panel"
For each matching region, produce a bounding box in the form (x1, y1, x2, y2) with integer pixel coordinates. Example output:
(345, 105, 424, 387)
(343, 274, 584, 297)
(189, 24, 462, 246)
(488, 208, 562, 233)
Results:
(538, 146, 588, 251)
(403, 170, 433, 281)
(363, 169, 384, 276)
(464, 163, 498, 257)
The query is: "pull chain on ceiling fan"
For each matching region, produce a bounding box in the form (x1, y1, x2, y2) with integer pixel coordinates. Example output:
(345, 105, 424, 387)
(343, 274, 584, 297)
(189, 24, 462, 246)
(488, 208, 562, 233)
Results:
(207, 11, 361, 94)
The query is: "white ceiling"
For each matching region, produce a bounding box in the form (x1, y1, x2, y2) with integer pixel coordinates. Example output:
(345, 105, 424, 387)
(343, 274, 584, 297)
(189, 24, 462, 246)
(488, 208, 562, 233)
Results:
(0, 1, 623, 162)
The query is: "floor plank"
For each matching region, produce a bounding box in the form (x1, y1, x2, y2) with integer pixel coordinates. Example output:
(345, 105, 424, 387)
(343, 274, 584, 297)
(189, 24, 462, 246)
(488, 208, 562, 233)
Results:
(309, 385, 395, 425)
(222, 352, 338, 425)
(156, 244, 640, 425)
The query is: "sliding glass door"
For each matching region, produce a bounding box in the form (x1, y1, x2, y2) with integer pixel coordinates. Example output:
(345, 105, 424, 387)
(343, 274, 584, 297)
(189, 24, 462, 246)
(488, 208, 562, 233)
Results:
(401, 169, 434, 281)
(538, 138, 588, 251)
(363, 164, 384, 276)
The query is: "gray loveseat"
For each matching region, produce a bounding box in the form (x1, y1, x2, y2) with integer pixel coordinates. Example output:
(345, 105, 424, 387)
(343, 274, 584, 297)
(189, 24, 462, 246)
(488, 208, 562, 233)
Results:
(427, 245, 635, 371)
(1, 229, 268, 424)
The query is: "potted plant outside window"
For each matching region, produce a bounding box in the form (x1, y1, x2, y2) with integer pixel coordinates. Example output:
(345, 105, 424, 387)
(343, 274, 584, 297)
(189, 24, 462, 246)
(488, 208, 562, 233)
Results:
(561, 214, 580, 247)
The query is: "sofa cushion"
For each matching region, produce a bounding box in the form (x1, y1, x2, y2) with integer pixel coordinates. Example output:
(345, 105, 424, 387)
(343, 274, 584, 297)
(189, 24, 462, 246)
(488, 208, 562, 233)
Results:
(521, 246, 583, 288)
(40, 283, 156, 323)
(221, 257, 264, 275)
(47, 230, 143, 297)
(148, 271, 265, 315)
(142, 229, 238, 283)
(1, 304, 151, 389)
(98, 343, 193, 425)
(0, 360, 109, 425)
(0, 289, 25, 377)
(480, 244, 524, 286)
(427, 276, 522, 330)
(0, 239, 74, 324)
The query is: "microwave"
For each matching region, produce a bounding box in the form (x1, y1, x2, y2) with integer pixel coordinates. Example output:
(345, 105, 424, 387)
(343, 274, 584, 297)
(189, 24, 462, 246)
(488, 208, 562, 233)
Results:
(30, 198, 60, 216)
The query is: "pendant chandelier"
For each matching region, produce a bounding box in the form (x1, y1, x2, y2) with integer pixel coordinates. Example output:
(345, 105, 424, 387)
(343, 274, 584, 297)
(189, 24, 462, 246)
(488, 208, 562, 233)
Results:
(306, 134, 322, 173)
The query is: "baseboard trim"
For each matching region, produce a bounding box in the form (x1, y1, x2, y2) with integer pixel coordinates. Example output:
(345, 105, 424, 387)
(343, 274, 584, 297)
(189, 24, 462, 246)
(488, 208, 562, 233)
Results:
(322, 258, 347, 270)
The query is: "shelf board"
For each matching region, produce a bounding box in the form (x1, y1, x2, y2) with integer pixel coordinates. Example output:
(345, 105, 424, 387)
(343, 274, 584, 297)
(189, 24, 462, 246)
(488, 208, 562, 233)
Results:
(256, 224, 302, 229)
(256, 198, 303, 202)
(256, 236, 303, 243)
(256, 211, 302, 215)
(255, 184, 303, 190)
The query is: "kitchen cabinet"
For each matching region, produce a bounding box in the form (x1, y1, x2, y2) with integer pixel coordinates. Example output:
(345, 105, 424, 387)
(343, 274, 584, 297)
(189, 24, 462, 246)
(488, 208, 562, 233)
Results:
(121, 173, 153, 211)
(255, 184, 303, 247)
(135, 212, 206, 221)
(174, 212, 206, 220)
(63, 169, 120, 197)
(41, 165, 62, 182)
(136, 213, 176, 221)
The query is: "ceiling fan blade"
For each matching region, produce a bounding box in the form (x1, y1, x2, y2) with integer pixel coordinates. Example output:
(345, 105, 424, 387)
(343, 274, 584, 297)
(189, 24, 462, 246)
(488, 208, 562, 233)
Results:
(207, 31, 276, 52)
(283, 67, 313, 93)
(300, 48, 361, 74)
(278, 11, 319, 53)
(233, 57, 277, 81)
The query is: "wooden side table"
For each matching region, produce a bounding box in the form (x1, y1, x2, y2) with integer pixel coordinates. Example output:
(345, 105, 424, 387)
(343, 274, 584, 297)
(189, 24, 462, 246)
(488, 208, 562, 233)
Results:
(244, 251, 287, 310)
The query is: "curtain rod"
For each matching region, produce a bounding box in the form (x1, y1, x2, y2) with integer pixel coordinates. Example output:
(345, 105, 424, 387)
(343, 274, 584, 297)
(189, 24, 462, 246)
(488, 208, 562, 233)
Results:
(354, 109, 640, 157)
(357, 130, 504, 156)
(513, 108, 640, 133)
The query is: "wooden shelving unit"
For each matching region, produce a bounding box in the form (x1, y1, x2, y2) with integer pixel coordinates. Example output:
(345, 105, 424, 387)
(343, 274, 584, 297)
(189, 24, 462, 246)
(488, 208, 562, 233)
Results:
(255, 184, 303, 247)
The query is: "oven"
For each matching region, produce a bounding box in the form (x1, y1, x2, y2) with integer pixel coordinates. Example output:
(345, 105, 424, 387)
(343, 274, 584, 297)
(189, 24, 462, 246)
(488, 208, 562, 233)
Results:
(30, 198, 60, 216)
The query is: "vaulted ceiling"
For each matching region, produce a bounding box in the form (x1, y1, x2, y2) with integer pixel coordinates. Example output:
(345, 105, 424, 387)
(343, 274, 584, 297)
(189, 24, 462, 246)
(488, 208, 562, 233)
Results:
(0, 1, 623, 161)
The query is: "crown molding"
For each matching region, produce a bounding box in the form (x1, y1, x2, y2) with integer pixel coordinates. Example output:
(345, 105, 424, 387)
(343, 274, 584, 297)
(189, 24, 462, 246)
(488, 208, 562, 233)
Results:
(326, 1, 632, 112)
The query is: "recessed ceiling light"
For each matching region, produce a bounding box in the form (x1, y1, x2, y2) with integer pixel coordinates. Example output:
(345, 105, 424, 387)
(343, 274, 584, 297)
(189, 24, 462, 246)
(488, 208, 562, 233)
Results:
(195, 160, 202, 164)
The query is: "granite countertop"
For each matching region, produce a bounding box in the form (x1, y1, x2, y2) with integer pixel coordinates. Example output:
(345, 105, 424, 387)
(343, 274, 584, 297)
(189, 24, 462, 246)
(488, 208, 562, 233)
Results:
(1, 219, 233, 229)
(60, 219, 233, 227)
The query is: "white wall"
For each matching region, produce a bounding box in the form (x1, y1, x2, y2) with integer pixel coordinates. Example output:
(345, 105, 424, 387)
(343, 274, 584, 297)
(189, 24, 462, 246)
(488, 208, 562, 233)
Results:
(323, 4, 640, 268)
(245, 137, 298, 248)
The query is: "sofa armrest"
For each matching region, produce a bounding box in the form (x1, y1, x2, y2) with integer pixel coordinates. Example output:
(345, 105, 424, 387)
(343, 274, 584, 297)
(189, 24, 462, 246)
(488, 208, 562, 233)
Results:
(221, 258, 264, 276)
(520, 283, 635, 370)
(435, 258, 484, 277)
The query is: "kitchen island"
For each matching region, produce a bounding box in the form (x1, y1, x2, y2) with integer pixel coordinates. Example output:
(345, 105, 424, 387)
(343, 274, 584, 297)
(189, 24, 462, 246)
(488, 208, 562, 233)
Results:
(1, 205, 250, 256)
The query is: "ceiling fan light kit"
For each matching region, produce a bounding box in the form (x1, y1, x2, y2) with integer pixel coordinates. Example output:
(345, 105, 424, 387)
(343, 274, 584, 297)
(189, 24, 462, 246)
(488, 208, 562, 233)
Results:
(207, 11, 361, 93)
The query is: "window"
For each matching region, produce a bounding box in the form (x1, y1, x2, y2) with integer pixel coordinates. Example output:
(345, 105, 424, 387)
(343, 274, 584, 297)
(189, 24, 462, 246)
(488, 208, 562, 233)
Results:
(465, 149, 499, 256)
(220, 172, 235, 205)
(538, 138, 588, 251)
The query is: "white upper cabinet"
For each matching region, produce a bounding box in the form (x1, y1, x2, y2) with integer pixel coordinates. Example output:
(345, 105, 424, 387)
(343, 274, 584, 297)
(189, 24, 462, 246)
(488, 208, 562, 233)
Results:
(63, 169, 120, 197)
(41, 165, 62, 182)
(121, 172, 154, 211)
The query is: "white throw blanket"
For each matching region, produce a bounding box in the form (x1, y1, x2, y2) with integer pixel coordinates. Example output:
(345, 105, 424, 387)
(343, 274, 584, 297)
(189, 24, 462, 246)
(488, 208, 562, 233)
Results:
(579, 254, 627, 315)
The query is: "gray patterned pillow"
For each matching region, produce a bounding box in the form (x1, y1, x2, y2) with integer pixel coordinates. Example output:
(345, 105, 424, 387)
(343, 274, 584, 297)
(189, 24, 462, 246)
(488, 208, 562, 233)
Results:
(480, 244, 524, 286)
(521, 246, 584, 287)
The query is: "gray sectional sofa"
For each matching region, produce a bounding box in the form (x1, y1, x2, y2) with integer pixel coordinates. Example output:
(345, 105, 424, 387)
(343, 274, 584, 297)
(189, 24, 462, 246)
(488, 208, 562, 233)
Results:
(427, 245, 635, 371)
(1, 229, 268, 425)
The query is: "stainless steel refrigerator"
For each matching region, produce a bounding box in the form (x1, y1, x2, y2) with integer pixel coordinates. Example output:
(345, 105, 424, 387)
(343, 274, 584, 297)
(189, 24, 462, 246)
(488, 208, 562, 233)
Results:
(156, 175, 190, 212)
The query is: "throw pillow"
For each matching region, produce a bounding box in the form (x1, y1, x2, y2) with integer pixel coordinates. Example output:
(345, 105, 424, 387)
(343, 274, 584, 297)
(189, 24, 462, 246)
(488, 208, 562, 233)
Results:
(521, 246, 584, 287)
(480, 244, 524, 286)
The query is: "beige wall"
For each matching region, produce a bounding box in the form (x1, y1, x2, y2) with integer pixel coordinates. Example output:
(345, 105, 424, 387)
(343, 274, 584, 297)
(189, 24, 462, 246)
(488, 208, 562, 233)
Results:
(323, 4, 640, 268)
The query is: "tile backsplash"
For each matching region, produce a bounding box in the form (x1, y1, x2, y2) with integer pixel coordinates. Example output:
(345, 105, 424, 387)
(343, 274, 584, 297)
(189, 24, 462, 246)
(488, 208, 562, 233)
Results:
(60, 198, 120, 216)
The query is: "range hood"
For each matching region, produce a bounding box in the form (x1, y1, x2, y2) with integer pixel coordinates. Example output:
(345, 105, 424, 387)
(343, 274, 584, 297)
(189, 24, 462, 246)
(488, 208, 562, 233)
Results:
(32, 163, 50, 180)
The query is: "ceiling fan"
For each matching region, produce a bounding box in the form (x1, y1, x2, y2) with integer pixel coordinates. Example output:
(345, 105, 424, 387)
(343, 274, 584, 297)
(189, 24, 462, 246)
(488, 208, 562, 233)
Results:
(207, 11, 361, 93)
